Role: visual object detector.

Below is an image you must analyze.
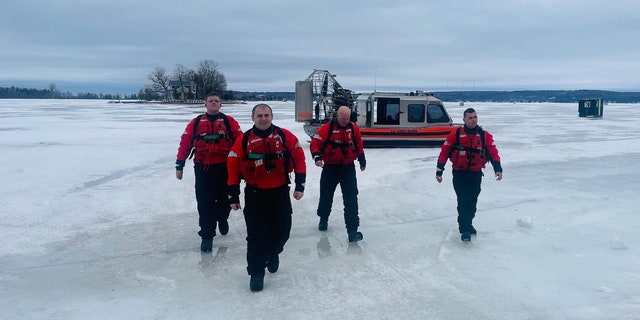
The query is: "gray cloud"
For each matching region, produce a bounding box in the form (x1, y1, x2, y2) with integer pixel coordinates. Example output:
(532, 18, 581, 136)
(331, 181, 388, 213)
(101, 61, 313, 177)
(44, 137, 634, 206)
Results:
(1, 0, 639, 93)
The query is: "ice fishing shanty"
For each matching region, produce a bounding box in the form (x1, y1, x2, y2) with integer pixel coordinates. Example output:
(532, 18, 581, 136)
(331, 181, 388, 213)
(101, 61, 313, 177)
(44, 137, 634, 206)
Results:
(578, 98, 604, 118)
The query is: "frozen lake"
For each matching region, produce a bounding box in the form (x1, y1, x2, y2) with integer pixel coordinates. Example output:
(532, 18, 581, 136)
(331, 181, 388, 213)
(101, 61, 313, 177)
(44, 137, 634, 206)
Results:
(1, 99, 639, 320)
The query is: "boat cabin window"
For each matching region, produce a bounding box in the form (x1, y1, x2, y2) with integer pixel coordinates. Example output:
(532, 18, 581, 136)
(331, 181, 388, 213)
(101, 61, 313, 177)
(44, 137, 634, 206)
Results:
(407, 104, 425, 122)
(375, 98, 400, 125)
(427, 104, 450, 123)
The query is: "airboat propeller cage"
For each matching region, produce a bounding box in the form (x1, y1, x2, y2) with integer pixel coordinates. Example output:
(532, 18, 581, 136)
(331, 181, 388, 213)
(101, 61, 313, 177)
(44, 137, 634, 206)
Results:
(294, 69, 353, 125)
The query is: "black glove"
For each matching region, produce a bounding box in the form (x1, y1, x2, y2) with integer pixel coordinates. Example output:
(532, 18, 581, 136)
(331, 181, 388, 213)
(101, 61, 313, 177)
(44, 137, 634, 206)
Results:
(175, 159, 186, 170)
(492, 161, 503, 174)
(228, 184, 240, 204)
(294, 173, 306, 192)
(357, 154, 366, 169)
(312, 152, 322, 163)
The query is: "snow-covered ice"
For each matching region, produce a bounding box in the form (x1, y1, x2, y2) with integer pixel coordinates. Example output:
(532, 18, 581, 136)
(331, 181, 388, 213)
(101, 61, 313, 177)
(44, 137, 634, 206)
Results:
(1, 99, 639, 320)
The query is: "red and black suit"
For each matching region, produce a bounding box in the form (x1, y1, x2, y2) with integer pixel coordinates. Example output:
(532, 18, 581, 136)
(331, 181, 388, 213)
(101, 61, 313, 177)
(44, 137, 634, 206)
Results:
(176, 113, 242, 239)
(310, 119, 366, 234)
(436, 125, 502, 234)
(227, 125, 306, 276)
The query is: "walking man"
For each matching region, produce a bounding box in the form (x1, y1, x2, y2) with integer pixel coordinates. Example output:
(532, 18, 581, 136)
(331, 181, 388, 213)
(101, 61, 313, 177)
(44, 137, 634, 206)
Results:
(227, 103, 306, 292)
(436, 107, 502, 242)
(310, 106, 366, 242)
(175, 91, 242, 252)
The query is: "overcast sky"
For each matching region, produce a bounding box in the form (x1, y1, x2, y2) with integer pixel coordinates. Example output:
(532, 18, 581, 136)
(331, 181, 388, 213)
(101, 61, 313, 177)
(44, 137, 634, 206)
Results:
(2, 0, 640, 94)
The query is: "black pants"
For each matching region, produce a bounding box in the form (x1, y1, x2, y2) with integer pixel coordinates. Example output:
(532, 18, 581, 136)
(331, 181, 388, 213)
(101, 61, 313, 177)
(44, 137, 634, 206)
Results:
(317, 163, 359, 233)
(194, 162, 231, 239)
(452, 170, 483, 233)
(243, 185, 292, 275)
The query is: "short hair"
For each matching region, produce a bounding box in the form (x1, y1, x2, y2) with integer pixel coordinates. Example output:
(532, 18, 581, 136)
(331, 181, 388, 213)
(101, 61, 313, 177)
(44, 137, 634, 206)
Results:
(252, 103, 272, 115)
(463, 108, 476, 117)
(206, 91, 221, 99)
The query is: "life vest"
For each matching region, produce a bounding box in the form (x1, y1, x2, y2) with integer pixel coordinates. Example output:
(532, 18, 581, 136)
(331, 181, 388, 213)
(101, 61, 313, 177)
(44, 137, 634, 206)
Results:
(239, 126, 292, 186)
(450, 127, 489, 171)
(190, 113, 235, 163)
(320, 120, 360, 164)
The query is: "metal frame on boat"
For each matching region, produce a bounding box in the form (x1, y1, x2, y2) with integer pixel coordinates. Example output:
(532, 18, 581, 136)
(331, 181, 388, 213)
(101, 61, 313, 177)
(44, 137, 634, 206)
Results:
(295, 69, 458, 148)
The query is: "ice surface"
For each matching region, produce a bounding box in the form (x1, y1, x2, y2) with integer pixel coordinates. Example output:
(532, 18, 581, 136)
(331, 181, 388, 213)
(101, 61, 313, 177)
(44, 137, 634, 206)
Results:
(1, 99, 639, 320)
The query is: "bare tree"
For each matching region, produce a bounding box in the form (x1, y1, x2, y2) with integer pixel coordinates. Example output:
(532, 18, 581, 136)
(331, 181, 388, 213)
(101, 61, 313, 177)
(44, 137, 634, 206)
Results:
(195, 60, 227, 100)
(173, 64, 191, 101)
(212, 70, 227, 93)
(148, 67, 170, 101)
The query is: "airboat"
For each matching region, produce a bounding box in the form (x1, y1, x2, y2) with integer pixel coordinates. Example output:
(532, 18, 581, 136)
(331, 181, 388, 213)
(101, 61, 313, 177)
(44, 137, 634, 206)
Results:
(294, 69, 458, 148)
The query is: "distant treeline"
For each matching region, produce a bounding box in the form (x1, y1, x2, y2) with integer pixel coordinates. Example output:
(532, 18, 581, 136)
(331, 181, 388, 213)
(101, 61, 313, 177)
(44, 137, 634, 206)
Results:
(431, 90, 640, 103)
(2, 86, 640, 103)
(0, 86, 133, 100)
(234, 90, 640, 103)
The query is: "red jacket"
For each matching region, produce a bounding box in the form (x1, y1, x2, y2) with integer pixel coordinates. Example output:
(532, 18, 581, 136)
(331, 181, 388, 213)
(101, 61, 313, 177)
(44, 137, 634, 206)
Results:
(310, 120, 365, 165)
(176, 113, 242, 165)
(437, 126, 502, 172)
(227, 125, 306, 190)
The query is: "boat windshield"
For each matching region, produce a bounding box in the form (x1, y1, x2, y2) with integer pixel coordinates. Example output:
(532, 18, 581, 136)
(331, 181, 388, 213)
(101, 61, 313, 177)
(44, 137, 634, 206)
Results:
(407, 104, 425, 122)
(427, 104, 450, 123)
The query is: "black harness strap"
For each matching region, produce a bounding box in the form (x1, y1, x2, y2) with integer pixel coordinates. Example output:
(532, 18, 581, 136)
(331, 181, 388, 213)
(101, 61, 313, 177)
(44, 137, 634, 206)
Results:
(452, 127, 491, 166)
(188, 115, 204, 159)
(189, 113, 234, 159)
(321, 120, 359, 154)
(242, 126, 291, 183)
(454, 127, 486, 153)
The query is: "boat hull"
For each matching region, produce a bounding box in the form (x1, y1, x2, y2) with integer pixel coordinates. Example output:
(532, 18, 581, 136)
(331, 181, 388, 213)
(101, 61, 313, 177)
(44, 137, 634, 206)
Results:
(360, 126, 458, 148)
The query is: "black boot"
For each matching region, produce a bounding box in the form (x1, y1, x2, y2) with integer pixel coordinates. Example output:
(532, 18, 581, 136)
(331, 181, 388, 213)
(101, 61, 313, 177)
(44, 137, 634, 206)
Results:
(218, 220, 229, 235)
(348, 231, 363, 242)
(318, 217, 328, 231)
(267, 254, 279, 273)
(461, 232, 471, 242)
(200, 238, 213, 252)
(250, 274, 264, 292)
(459, 224, 477, 235)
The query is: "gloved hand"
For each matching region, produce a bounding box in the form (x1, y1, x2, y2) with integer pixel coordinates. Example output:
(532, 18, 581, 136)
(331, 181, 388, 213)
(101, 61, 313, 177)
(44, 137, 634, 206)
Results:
(228, 184, 240, 204)
(294, 173, 306, 192)
(175, 159, 186, 170)
(357, 154, 366, 171)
